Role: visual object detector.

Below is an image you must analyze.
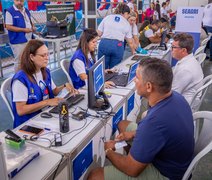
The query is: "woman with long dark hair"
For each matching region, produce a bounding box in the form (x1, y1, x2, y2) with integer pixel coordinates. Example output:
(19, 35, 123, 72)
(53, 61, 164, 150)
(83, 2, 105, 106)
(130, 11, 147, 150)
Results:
(69, 28, 114, 89)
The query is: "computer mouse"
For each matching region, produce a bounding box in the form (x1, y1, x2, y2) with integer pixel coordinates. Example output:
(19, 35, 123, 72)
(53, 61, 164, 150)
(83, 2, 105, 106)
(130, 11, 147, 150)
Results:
(40, 112, 53, 119)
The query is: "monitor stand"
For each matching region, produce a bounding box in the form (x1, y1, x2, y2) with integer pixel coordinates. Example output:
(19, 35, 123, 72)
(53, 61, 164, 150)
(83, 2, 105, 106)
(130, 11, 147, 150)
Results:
(158, 43, 167, 51)
(89, 91, 110, 111)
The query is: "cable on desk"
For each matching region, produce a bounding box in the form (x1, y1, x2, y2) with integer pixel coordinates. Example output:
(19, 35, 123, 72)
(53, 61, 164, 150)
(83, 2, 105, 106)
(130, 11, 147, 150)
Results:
(52, 154, 64, 180)
(59, 117, 96, 147)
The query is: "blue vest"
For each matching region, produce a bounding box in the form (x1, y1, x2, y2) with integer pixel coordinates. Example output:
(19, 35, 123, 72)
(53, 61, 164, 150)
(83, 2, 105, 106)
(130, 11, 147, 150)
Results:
(11, 69, 54, 128)
(69, 49, 94, 89)
(6, 6, 32, 44)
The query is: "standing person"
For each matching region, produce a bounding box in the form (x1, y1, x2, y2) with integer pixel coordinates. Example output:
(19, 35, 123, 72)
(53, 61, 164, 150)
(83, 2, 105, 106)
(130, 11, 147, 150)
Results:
(88, 58, 194, 180)
(11, 39, 77, 128)
(145, 2, 155, 22)
(127, 0, 134, 11)
(5, 0, 35, 71)
(165, 0, 172, 18)
(202, 0, 212, 61)
(97, 3, 135, 69)
(127, 11, 139, 50)
(161, 2, 168, 20)
(153, 2, 161, 20)
(69, 28, 115, 89)
(171, 33, 204, 104)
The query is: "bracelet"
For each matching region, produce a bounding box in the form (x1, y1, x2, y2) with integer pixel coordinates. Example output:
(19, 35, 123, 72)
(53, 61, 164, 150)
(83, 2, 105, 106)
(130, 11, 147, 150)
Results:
(105, 148, 113, 155)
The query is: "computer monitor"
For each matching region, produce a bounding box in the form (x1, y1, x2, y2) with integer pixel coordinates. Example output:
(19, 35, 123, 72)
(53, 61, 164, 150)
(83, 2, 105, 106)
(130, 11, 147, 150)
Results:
(159, 30, 167, 50)
(88, 56, 110, 111)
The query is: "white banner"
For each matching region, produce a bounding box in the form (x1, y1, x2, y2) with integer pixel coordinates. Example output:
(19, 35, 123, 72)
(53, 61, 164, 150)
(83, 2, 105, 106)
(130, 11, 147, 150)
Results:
(175, 7, 204, 33)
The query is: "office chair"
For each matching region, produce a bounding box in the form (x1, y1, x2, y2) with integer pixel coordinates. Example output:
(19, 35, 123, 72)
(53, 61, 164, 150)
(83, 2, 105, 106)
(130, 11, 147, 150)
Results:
(182, 111, 212, 180)
(60, 59, 73, 85)
(194, 53, 206, 67)
(194, 45, 206, 56)
(0, 77, 14, 121)
(189, 74, 212, 112)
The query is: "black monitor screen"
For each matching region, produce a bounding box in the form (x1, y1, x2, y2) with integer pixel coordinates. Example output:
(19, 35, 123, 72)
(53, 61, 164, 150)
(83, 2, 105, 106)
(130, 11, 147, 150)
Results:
(93, 60, 104, 96)
(160, 30, 167, 47)
(88, 56, 108, 110)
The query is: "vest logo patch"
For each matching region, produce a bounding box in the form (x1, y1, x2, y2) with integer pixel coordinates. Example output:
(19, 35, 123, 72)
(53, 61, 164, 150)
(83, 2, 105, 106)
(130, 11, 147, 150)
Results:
(29, 88, 37, 99)
(115, 16, 120, 22)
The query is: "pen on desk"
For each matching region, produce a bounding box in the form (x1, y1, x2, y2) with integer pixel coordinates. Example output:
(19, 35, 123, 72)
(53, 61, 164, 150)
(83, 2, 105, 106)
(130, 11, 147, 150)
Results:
(44, 128, 51, 131)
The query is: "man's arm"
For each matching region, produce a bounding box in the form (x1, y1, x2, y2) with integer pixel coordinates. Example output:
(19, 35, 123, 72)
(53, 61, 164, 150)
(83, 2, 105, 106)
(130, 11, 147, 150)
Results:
(148, 36, 161, 43)
(106, 150, 148, 177)
(5, 24, 32, 33)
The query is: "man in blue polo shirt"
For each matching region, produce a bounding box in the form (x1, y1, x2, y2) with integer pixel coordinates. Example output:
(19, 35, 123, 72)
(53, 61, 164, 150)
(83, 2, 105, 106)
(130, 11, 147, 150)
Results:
(88, 58, 194, 180)
(5, 0, 35, 71)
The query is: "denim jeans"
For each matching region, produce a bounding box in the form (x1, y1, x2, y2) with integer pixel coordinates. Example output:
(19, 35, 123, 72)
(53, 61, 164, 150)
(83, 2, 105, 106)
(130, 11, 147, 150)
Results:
(98, 38, 124, 69)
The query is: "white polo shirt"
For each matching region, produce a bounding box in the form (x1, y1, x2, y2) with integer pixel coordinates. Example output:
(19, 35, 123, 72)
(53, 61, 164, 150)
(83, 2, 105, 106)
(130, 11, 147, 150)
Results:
(172, 54, 204, 104)
(98, 14, 132, 42)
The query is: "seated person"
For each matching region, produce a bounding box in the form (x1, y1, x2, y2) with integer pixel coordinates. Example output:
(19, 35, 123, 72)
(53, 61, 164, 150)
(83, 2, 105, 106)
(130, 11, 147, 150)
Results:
(69, 28, 114, 89)
(139, 20, 161, 48)
(88, 58, 194, 180)
(11, 39, 77, 128)
(171, 33, 204, 104)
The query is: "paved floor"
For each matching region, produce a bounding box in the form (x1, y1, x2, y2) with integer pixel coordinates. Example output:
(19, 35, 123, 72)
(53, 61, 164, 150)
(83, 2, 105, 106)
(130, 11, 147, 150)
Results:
(0, 48, 211, 179)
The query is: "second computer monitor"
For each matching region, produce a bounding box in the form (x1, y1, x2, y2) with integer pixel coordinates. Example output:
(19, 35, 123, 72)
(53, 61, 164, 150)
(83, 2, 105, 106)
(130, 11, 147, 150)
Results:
(88, 55, 109, 111)
(159, 30, 167, 50)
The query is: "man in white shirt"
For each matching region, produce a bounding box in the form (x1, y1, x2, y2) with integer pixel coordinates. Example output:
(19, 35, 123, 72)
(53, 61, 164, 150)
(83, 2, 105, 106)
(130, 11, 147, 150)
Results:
(171, 33, 204, 104)
(202, 1, 212, 61)
(5, 0, 35, 71)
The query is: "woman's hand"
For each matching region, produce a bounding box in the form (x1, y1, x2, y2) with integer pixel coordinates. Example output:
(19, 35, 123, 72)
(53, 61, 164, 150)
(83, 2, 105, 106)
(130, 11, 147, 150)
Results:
(64, 83, 79, 95)
(105, 81, 116, 88)
(46, 97, 63, 106)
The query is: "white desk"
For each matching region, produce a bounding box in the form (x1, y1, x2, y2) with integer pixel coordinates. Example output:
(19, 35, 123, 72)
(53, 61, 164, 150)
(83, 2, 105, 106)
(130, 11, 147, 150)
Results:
(38, 35, 75, 65)
(14, 92, 125, 180)
(0, 132, 66, 180)
(145, 43, 172, 64)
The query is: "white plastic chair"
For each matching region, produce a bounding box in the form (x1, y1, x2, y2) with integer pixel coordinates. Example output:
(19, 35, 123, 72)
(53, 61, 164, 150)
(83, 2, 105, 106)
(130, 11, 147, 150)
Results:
(0, 77, 14, 120)
(194, 45, 206, 56)
(182, 111, 212, 180)
(194, 53, 206, 66)
(189, 74, 212, 112)
(201, 36, 210, 46)
(60, 59, 73, 85)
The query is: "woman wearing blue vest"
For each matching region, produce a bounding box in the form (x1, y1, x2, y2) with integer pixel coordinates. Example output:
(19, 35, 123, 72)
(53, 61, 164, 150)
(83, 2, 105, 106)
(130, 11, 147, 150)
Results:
(97, 3, 136, 69)
(69, 28, 115, 89)
(11, 39, 77, 128)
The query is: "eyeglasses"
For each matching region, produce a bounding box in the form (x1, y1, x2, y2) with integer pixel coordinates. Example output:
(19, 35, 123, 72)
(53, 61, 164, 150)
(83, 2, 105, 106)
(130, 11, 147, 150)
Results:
(36, 53, 49, 58)
(171, 46, 182, 50)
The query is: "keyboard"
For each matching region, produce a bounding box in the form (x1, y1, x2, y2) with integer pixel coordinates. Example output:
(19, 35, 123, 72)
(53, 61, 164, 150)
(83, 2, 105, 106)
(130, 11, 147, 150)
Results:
(110, 74, 129, 87)
(131, 55, 147, 61)
(147, 46, 158, 50)
(105, 72, 119, 81)
(49, 94, 85, 114)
